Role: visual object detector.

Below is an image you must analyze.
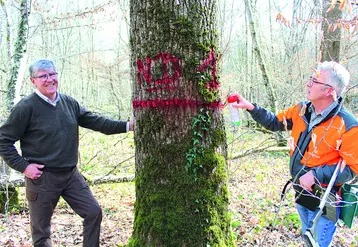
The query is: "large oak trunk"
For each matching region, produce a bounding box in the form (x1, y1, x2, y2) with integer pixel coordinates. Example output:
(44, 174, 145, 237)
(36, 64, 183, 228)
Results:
(129, 1, 234, 246)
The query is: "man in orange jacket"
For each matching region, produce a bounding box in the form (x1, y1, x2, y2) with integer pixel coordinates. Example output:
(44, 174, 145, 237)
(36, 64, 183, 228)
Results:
(232, 61, 357, 246)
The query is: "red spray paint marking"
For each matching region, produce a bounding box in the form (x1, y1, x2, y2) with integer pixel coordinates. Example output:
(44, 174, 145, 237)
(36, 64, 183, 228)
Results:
(198, 49, 220, 89)
(134, 49, 221, 109)
(137, 53, 181, 91)
(132, 99, 223, 109)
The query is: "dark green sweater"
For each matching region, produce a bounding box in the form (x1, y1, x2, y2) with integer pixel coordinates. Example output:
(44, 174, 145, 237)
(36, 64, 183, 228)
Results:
(0, 93, 127, 172)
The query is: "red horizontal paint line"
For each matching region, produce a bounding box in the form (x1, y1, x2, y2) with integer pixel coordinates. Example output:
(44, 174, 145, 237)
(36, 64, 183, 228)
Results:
(145, 86, 178, 92)
(132, 99, 223, 109)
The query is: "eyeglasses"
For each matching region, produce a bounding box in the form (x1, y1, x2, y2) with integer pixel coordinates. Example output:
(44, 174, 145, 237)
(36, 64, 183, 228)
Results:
(307, 77, 332, 88)
(33, 72, 58, 81)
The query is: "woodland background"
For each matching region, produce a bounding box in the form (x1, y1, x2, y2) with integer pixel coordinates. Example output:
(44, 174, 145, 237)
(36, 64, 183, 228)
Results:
(0, 0, 358, 246)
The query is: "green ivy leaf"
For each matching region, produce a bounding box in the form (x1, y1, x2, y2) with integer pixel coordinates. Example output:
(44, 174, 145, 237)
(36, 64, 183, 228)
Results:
(193, 139, 200, 145)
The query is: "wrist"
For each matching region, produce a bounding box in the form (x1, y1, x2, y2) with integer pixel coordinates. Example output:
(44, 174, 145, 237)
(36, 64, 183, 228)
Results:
(245, 102, 255, 111)
(247, 103, 255, 111)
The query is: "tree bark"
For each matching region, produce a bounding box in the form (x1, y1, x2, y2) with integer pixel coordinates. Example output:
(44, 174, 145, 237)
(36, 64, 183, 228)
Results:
(129, 0, 234, 246)
(320, 0, 342, 61)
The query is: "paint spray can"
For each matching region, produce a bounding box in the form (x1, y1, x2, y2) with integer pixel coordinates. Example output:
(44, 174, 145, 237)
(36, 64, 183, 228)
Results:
(227, 95, 240, 127)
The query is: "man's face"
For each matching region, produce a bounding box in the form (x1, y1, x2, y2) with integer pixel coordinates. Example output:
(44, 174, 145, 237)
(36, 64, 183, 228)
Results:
(306, 70, 333, 102)
(30, 68, 58, 100)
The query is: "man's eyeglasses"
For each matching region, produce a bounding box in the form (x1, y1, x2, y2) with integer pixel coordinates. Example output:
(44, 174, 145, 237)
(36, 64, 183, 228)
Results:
(307, 77, 332, 88)
(33, 72, 58, 81)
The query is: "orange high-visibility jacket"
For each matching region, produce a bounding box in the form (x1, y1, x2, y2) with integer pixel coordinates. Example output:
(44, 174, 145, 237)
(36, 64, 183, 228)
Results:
(249, 101, 358, 185)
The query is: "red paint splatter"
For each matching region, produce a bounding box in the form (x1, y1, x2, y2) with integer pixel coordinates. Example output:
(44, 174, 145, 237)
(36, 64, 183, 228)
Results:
(137, 53, 181, 91)
(134, 49, 222, 109)
(198, 49, 220, 89)
(132, 99, 223, 109)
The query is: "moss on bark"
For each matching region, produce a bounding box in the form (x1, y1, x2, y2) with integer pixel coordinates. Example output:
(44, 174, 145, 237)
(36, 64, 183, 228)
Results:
(130, 144, 234, 247)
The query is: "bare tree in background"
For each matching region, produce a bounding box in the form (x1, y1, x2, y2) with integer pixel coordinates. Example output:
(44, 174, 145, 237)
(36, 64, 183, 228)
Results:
(1, 0, 12, 68)
(6, 0, 29, 110)
(0, 0, 30, 213)
(320, 0, 343, 61)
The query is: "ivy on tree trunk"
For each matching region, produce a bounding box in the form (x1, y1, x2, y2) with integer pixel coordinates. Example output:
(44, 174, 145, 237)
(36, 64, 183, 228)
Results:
(0, 0, 29, 214)
(6, 0, 29, 110)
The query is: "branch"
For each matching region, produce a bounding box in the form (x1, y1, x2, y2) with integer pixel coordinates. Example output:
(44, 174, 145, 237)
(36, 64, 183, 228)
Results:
(88, 174, 134, 185)
(230, 145, 289, 160)
(1, 174, 135, 188)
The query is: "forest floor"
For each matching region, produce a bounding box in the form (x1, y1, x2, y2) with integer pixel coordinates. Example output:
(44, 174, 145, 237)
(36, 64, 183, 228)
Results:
(0, 151, 357, 247)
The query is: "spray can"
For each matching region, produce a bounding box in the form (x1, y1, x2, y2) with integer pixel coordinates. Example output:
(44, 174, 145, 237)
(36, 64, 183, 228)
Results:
(228, 95, 240, 126)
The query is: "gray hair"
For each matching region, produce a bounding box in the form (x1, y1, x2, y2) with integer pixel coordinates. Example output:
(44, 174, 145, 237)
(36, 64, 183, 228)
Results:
(29, 59, 57, 78)
(317, 61, 350, 97)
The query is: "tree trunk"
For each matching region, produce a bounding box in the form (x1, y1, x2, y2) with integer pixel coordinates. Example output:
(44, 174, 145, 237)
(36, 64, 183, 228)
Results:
(320, 0, 342, 61)
(1, 0, 12, 68)
(1, 0, 29, 213)
(244, 0, 277, 113)
(244, 0, 285, 145)
(129, 1, 234, 246)
(6, 0, 29, 110)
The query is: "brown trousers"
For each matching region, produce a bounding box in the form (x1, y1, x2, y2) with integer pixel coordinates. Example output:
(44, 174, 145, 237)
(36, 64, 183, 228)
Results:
(25, 167, 102, 247)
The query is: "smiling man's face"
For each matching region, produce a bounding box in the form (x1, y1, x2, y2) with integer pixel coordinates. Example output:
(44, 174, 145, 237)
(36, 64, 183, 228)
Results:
(30, 68, 58, 101)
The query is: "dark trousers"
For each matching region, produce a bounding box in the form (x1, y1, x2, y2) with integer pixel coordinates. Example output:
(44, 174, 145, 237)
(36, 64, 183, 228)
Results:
(25, 167, 102, 247)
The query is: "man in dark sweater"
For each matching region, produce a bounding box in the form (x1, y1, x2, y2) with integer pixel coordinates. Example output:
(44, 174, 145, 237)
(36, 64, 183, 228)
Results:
(0, 59, 133, 247)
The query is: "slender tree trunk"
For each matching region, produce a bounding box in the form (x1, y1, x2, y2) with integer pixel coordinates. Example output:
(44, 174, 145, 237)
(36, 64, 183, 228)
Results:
(268, 0, 274, 55)
(129, 1, 234, 246)
(245, 0, 285, 144)
(320, 0, 342, 61)
(41, 16, 48, 57)
(244, 1, 253, 128)
(219, 0, 226, 50)
(1, 0, 29, 213)
(6, 0, 29, 110)
(244, 0, 277, 113)
(1, 0, 12, 68)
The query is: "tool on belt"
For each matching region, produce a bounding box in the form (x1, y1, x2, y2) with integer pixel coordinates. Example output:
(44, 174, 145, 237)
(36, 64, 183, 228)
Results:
(302, 159, 342, 247)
